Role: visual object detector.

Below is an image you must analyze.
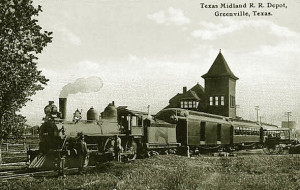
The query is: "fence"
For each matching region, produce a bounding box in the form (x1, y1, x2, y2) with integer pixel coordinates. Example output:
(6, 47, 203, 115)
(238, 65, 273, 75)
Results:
(1, 143, 27, 153)
(1, 142, 39, 163)
(1, 137, 39, 153)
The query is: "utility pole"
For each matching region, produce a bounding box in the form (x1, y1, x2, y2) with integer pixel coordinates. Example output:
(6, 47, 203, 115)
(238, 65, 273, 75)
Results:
(147, 105, 150, 117)
(285, 112, 292, 129)
(255, 106, 260, 123)
(259, 116, 264, 124)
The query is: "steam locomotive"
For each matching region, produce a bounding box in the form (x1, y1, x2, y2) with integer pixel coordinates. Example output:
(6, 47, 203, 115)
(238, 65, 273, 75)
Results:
(27, 98, 180, 173)
(27, 98, 292, 173)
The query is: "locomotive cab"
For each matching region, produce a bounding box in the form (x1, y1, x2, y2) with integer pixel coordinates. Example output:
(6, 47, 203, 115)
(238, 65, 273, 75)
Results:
(117, 107, 146, 136)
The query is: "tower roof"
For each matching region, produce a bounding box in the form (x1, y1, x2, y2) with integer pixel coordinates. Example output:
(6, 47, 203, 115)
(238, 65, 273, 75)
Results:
(202, 52, 238, 80)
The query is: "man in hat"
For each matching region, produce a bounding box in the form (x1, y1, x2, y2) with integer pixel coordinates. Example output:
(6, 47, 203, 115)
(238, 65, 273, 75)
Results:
(78, 133, 88, 173)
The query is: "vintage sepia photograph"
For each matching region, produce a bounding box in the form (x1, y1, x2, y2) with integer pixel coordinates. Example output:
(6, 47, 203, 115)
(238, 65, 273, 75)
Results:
(0, 0, 300, 189)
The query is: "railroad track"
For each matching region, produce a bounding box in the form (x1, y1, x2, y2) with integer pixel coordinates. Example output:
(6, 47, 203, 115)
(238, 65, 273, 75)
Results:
(0, 169, 56, 181)
(0, 166, 96, 181)
(0, 170, 52, 180)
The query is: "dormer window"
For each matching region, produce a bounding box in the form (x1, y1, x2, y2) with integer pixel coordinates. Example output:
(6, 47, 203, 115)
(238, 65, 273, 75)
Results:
(180, 100, 199, 109)
(184, 101, 188, 108)
(193, 101, 199, 108)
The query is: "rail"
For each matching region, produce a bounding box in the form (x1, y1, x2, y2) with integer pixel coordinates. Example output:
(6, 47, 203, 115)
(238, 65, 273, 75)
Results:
(0, 166, 96, 181)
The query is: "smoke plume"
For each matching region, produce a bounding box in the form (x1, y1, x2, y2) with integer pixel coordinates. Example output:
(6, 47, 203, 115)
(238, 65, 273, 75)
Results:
(59, 76, 103, 98)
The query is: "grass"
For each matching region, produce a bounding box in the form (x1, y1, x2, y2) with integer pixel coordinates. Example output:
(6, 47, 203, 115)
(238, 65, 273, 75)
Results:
(1, 153, 27, 163)
(1, 154, 300, 190)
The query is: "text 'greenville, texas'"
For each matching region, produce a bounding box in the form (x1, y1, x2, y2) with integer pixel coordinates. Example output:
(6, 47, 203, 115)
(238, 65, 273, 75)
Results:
(200, 2, 288, 17)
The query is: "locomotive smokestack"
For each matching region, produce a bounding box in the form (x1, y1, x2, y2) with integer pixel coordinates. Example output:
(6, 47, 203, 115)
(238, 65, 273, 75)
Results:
(59, 98, 67, 120)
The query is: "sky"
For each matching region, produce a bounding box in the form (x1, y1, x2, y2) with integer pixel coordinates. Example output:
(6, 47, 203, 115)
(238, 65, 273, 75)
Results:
(23, 0, 300, 126)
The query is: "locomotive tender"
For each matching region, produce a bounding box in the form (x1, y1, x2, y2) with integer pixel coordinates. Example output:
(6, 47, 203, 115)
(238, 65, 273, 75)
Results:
(27, 99, 291, 172)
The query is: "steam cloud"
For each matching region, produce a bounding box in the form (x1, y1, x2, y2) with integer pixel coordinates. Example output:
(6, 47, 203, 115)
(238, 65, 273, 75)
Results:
(59, 76, 103, 98)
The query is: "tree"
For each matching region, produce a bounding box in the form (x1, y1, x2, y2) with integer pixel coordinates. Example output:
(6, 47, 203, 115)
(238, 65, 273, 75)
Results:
(2, 112, 26, 141)
(0, 0, 52, 163)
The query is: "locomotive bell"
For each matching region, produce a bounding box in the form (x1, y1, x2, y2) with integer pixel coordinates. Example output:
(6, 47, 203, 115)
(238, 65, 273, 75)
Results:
(102, 102, 117, 119)
(87, 107, 99, 122)
(73, 109, 82, 123)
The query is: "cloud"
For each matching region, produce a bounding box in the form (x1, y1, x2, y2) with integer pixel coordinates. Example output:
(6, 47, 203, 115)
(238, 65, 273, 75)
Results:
(77, 60, 100, 70)
(191, 18, 298, 40)
(269, 24, 297, 37)
(59, 28, 82, 45)
(255, 40, 300, 55)
(147, 7, 190, 26)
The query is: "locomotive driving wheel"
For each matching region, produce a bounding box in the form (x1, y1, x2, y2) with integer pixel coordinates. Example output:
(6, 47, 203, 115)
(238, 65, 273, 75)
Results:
(125, 140, 137, 161)
(103, 137, 116, 159)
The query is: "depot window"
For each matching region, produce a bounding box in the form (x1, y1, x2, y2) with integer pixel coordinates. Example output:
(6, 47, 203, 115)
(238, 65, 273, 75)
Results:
(230, 95, 235, 108)
(215, 96, 219, 106)
(221, 96, 224, 106)
(209, 96, 213, 106)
